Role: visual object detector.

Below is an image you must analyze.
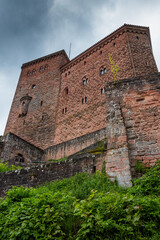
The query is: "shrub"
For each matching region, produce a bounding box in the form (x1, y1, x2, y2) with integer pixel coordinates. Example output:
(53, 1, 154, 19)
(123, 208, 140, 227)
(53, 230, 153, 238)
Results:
(0, 162, 21, 172)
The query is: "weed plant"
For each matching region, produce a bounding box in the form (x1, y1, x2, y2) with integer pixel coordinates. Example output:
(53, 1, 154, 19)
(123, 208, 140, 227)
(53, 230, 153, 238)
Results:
(0, 162, 160, 239)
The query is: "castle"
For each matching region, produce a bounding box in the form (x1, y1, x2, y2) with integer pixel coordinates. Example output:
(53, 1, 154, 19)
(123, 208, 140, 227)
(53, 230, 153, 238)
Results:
(0, 24, 160, 187)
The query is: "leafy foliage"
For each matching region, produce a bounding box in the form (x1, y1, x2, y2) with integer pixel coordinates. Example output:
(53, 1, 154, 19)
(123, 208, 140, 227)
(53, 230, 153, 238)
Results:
(0, 162, 21, 172)
(109, 53, 120, 82)
(0, 162, 160, 239)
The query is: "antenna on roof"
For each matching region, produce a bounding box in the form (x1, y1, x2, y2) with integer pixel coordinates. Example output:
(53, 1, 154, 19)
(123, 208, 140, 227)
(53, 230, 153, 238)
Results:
(69, 43, 72, 59)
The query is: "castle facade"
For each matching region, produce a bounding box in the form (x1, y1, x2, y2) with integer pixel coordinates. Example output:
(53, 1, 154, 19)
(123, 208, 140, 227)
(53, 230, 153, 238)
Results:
(1, 24, 160, 186)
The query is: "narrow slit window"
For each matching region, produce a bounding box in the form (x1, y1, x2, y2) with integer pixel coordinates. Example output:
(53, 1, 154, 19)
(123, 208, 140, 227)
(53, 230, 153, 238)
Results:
(82, 98, 84, 104)
(85, 97, 87, 103)
(101, 88, 104, 94)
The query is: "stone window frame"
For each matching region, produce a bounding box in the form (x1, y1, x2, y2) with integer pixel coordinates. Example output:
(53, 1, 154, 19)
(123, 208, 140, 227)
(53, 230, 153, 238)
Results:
(82, 76, 89, 85)
(64, 87, 69, 96)
(101, 88, 104, 94)
(82, 97, 87, 104)
(44, 64, 49, 70)
(100, 66, 107, 76)
(40, 66, 44, 72)
(62, 107, 67, 114)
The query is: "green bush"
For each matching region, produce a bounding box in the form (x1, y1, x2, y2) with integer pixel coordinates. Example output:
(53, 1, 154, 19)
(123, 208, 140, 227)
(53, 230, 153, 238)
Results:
(130, 160, 160, 196)
(0, 163, 160, 239)
(0, 162, 21, 172)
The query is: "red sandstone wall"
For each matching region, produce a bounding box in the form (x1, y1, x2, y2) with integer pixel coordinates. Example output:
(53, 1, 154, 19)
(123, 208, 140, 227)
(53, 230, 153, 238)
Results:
(122, 77, 160, 173)
(54, 25, 157, 145)
(127, 30, 158, 76)
(105, 74, 160, 179)
(4, 51, 69, 149)
(4, 25, 158, 154)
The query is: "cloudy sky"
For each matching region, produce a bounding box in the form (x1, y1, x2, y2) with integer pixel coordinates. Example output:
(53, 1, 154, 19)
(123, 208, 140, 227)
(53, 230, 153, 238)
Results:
(0, 0, 160, 135)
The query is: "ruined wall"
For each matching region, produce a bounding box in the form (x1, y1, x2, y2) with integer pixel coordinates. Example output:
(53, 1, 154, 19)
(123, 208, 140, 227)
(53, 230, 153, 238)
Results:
(105, 73, 160, 179)
(53, 24, 157, 146)
(4, 51, 69, 149)
(44, 128, 107, 160)
(0, 153, 104, 197)
(1, 133, 44, 163)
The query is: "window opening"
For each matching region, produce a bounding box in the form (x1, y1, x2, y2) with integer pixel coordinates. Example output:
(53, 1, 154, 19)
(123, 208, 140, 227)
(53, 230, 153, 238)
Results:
(85, 97, 87, 103)
(82, 98, 84, 104)
(93, 166, 96, 173)
(113, 42, 116, 46)
(32, 69, 36, 74)
(100, 66, 107, 76)
(83, 80, 86, 85)
(40, 66, 44, 72)
(101, 88, 104, 94)
(64, 87, 69, 95)
(44, 64, 48, 70)
(100, 51, 103, 55)
(15, 153, 24, 163)
(84, 61, 86, 65)
(32, 84, 36, 89)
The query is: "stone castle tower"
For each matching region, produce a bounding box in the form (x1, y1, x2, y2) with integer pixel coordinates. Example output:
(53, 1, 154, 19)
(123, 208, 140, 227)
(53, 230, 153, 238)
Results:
(3, 24, 158, 163)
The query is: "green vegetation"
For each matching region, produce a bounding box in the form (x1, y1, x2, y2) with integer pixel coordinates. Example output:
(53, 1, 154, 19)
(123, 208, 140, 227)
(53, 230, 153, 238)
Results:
(48, 157, 68, 163)
(109, 53, 120, 82)
(88, 141, 105, 154)
(0, 162, 21, 172)
(135, 160, 149, 174)
(0, 162, 160, 239)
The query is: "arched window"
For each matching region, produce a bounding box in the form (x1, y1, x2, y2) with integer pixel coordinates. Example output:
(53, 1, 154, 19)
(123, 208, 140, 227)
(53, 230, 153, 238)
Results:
(44, 64, 49, 70)
(100, 66, 107, 76)
(15, 153, 24, 163)
(82, 76, 89, 85)
(40, 66, 44, 72)
(27, 71, 31, 76)
(64, 87, 69, 95)
(32, 69, 36, 74)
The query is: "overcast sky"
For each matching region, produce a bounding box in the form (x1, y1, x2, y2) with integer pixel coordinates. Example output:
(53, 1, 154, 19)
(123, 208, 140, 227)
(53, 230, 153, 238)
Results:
(0, 0, 160, 135)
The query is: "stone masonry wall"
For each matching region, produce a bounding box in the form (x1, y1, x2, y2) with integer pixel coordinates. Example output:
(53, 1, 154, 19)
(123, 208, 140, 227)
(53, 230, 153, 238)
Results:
(53, 25, 157, 146)
(4, 51, 69, 149)
(105, 73, 160, 179)
(44, 128, 107, 160)
(0, 153, 104, 197)
(1, 133, 44, 163)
